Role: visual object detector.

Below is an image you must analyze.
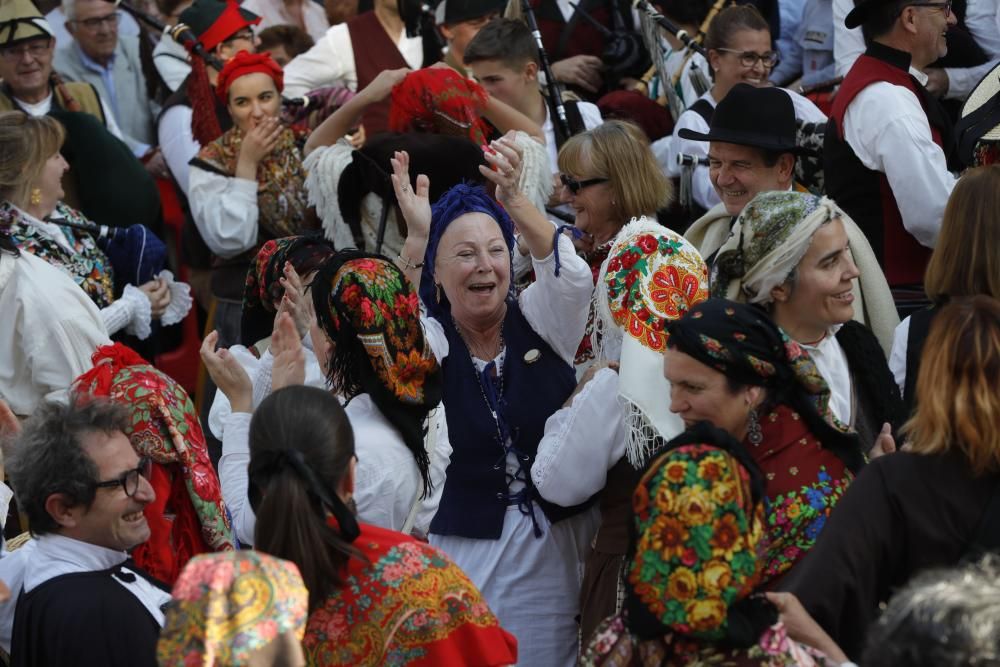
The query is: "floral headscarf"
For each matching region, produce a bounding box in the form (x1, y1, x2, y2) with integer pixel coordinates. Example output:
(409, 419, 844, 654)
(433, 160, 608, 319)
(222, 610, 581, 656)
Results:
(388, 67, 491, 146)
(625, 422, 767, 642)
(667, 299, 865, 472)
(713, 191, 841, 304)
(312, 251, 442, 492)
(157, 551, 308, 666)
(594, 218, 709, 466)
(73, 344, 234, 584)
(240, 235, 335, 347)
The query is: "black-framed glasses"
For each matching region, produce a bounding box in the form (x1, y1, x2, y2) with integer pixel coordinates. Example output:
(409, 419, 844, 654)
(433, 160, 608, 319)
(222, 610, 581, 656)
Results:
(903, 0, 952, 17)
(70, 11, 121, 30)
(0, 39, 51, 62)
(224, 29, 255, 44)
(716, 48, 781, 68)
(93, 457, 152, 497)
(560, 174, 609, 194)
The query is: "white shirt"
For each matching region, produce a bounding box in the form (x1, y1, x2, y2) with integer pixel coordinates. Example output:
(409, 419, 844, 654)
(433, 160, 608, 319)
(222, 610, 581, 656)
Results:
(654, 87, 826, 210)
(218, 395, 452, 544)
(833, 0, 865, 78)
(152, 34, 191, 93)
(842, 66, 957, 248)
(888, 315, 911, 394)
(0, 251, 110, 417)
(542, 100, 604, 174)
(967, 0, 1000, 57)
(532, 368, 626, 507)
(158, 104, 198, 198)
(241, 0, 331, 41)
(800, 330, 853, 425)
(187, 167, 261, 258)
(282, 20, 423, 97)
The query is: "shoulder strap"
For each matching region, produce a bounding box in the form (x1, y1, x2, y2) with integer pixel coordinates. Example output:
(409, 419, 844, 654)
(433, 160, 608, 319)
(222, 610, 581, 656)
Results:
(689, 98, 714, 126)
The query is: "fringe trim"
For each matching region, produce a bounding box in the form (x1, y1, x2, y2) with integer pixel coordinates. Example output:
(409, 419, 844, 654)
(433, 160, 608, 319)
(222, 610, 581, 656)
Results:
(304, 141, 356, 249)
(623, 397, 664, 469)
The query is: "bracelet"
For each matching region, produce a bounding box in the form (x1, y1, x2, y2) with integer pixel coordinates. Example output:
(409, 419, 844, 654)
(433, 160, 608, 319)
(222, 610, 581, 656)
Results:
(396, 253, 425, 270)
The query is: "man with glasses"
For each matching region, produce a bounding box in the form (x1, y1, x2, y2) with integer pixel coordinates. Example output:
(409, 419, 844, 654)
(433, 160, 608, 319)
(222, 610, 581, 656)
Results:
(54, 0, 164, 172)
(4, 398, 169, 667)
(826, 0, 961, 315)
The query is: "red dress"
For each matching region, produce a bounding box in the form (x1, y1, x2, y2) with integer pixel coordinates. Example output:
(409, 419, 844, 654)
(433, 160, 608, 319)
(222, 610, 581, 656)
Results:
(303, 523, 518, 666)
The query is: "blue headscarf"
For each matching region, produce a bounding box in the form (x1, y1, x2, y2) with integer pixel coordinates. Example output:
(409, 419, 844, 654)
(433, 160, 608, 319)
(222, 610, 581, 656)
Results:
(420, 183, 516, 320)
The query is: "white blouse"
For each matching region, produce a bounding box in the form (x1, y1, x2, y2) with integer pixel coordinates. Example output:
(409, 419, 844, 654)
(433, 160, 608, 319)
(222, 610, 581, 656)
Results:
(0, 251, 110, 417)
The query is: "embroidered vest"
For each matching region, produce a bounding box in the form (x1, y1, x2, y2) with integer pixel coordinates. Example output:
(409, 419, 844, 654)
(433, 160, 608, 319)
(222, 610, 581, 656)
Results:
(826, 45, 955, 286)
(430, 302, 593, 539)
(347, 12, 410, 136)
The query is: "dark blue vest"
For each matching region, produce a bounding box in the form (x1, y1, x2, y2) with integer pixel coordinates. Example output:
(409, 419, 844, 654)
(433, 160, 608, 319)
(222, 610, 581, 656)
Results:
(430, 301, 593, 539)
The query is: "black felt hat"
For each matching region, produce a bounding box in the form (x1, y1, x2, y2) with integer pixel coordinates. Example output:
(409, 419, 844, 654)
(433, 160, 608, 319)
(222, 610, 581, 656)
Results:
(844, 0, 894, 29)
(678, 84, 812, 155)
(435, 0, 504, 25)
(179, 0, 260, 51)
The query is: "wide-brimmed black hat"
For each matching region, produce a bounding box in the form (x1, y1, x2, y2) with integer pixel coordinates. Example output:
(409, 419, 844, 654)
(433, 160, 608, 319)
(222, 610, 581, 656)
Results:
(844, 0, 893, 29)
(435, 0, 505, 25)
(678, 84, 812, 155)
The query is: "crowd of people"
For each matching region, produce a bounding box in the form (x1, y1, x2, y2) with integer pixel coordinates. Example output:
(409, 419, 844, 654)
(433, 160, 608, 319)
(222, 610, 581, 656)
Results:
(0, 0, 999, 664)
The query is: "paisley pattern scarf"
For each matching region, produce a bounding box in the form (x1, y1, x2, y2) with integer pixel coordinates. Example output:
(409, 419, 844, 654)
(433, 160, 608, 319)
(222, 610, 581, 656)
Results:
(158, 551, 308, 666)
(194, 125, 315, 240)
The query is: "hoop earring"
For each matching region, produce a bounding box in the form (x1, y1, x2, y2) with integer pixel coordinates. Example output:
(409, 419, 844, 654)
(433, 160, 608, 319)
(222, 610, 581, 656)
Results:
(747, 408, 763, 446)
(29, 188, 42, 206)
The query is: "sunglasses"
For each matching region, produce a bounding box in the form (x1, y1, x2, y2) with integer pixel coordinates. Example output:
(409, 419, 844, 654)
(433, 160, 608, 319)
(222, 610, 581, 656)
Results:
(560, 174, 609, 194)
(93, 456, 153, 497)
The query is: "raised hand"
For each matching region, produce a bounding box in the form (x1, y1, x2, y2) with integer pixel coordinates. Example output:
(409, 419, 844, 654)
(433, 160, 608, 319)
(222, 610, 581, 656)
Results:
(479, 133, 527, 208)
(237, 116, 283, 178)
(139, 278, 170, 318)
(390, 150, 432, 239)
(271, 311, 306, 392)
(277, 262, 315, 340)
(200, 330, 253, 413)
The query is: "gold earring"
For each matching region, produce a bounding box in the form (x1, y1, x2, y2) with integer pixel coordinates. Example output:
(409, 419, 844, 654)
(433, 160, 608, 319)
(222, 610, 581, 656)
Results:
(29, 188, 42, 206)
(435, 283, 442, 304)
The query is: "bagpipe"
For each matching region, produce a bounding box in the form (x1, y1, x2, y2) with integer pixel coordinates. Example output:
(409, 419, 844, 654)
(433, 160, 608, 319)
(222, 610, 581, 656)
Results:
(57, 218, 168, 290)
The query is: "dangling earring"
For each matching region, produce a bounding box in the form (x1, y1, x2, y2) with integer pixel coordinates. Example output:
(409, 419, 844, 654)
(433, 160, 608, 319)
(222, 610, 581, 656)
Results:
(747, 408, 763, 446)
(435, 283, 442, 304)
(29, 188, 42, 206)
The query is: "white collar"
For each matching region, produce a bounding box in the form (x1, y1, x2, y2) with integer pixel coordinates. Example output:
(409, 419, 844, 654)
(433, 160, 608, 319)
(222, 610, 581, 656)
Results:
(909, 66, 929, 86)
(13, 92, 53, 117)
(797, 323, 845, 351)
(26, 534, 127, 592)
(26, 534, 170, 626)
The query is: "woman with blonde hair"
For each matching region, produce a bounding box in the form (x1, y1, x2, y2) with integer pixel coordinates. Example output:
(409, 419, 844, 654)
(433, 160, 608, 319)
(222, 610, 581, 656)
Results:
(556, 119, 673, 369)
(889, 165, 1000, 413)
(786, 296, 1000, 661)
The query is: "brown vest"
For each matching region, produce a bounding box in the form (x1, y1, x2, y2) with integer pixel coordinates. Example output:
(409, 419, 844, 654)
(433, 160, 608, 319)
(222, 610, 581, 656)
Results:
(347, 11, 409, 135)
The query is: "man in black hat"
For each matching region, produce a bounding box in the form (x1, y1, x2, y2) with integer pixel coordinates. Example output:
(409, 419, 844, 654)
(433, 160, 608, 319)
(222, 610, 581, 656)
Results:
(825, 0, 960, 311)
(436, 0, 504, 76)
(681, 83, 812, 260)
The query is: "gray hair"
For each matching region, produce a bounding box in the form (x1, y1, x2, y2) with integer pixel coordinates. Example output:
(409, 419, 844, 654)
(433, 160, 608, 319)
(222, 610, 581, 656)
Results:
(862, 555, 1000, 666)
(62, 0, 105, 23)
(8, 397, 130, 536)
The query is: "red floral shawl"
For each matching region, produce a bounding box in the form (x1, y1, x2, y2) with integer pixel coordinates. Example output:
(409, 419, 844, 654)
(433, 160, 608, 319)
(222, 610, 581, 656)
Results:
(73, 344, 234, 584)
(303, 522, 517, 666)
(752, 404, 853, 586)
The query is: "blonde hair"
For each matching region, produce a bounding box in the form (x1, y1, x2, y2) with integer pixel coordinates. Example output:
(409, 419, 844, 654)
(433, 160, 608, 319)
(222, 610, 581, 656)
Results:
(0, 112, 66, 207)
(924, 165, 1000, 302)
(901, 296, 1000, 475)
(557, 120, 672, 223)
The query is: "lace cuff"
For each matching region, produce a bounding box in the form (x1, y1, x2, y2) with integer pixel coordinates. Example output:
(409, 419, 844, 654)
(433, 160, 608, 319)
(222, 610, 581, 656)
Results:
(157, 270, 193, 326)
(121, 283, 153, 339)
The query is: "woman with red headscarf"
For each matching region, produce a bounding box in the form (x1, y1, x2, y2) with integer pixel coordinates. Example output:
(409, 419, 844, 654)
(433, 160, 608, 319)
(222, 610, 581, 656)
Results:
(188, 51, 320, 349)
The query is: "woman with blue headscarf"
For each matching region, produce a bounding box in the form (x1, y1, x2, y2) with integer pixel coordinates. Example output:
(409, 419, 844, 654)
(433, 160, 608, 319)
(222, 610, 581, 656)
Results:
(390, 131, 600, 666)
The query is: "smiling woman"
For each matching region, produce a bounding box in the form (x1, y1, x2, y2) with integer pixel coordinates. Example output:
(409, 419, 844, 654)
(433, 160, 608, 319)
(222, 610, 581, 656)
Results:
(713, 190, 903, 452)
